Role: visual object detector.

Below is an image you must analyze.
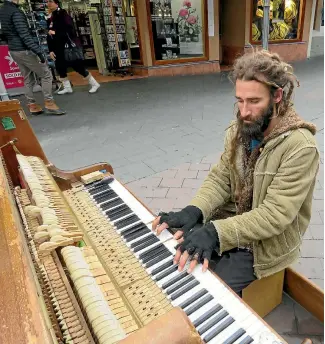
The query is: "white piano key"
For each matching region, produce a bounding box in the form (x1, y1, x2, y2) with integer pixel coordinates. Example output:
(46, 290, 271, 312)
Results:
(232, 322, 267, 344)
(252, 329, 284, 344)
(208, 314, 257, 344)
(155, 268, 182, 285)
(110, 212, 137, 225)
(109, 179, 155, 224)
(116, 220, 143, 233)
(133, 241, 163, 257)
(100, 203, 126, 214)
(96, 196, 120, 207)
(145, 256, 174, 272)
(126, 232, 154, 247)
(188, 299, 222, 324)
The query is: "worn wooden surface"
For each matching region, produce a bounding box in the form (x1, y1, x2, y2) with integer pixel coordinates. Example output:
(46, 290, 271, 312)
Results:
(284, 267, 324, 323)
(0, 100, 48, 186)
(242, 270, 284, 318)
(0, 158, 53, 344)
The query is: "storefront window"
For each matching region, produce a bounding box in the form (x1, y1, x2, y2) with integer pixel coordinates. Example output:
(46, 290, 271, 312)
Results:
(149, 0, 206, 61)
(124, 0, 141, 61)
(251, 0, 304, 42)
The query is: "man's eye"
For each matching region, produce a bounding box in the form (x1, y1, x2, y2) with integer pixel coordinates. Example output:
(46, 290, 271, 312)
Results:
(250, 100, 259, 104)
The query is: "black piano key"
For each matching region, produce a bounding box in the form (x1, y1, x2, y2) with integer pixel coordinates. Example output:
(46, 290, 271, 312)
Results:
(143, 250, 172, 267)
(109, 209, 133, 221)
(138, 243, 164, 259)
(95, 193, 118, 204)
(107, 207, 132, 221)
(179, 289, 208, 309)
(192, 304, 223, 328)
(223, 328, 246, 344)
(131, 234, 158, 249)
(106, 204, 130, 217)
(111, 211, 135, 224)
(89, 185, 109, 195)
(185, 294, 214, 316)
(87, 177, 114, 189)
(95, 176, 114, 186)
(141, 245, 167, 264)
(202, 317, 235, 342)
(100, 198, 123, 210)
(120, 222, 147, 236)
(115, 214, 140, 229)
(238, 336, 254, 344)
(155, 264, 178, 281)
(162, 270, 188, 290)
(123, 228, 150, 242)
(133, 238, 159, 253)
(93, 189, 116, 201)
(199, 312, 231, 336)
(146, 255, 173, 270)
(166, 275, 195, 295)
(170, 279, 200, 301)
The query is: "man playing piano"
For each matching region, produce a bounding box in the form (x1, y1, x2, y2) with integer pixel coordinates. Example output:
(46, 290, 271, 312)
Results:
(152, 50, 319, 296)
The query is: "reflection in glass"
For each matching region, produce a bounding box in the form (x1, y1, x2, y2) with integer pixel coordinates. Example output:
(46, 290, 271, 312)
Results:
(149, 0, 205, 61)
(252, 0, 302, 42)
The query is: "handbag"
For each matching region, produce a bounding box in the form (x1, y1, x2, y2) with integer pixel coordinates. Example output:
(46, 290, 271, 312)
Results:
(64, 34, 84, 62)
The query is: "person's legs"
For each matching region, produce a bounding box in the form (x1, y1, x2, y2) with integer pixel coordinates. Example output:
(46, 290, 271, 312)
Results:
(11, 51, 65, 115)
(209, 249, 256, 296)
(10, 51, 40, 113)
(55, 57, 73, 95)
(71, 59, 100, 93)
(70, 59, 89, 77)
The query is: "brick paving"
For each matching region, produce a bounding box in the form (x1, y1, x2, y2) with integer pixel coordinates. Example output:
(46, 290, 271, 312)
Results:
(29, 56, 324, 343)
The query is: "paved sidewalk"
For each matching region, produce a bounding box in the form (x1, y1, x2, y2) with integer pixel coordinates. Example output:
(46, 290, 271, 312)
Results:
(29, 56, 324, 343)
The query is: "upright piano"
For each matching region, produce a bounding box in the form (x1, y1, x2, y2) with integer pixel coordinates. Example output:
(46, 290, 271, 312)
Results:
(0, 100, 322, 344)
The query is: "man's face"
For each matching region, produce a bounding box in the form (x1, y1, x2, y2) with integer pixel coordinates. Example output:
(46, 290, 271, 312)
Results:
(235, 79, 274, 139)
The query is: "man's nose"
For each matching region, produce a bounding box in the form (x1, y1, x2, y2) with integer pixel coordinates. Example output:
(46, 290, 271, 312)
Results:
(240, 103, 251, 120)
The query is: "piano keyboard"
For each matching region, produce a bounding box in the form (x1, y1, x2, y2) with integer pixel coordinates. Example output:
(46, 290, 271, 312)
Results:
(64, 176, 285, 344)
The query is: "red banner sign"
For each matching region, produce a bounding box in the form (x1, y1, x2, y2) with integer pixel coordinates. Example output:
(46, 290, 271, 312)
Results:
(0, 45, 24, 89)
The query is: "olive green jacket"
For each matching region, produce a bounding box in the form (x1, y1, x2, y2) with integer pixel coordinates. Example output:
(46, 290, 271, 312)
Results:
(190, 111, 319, 279)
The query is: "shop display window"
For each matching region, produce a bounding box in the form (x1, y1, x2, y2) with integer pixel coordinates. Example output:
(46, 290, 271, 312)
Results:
(251, 0, 305, 42)
(148, 0, 206, 61)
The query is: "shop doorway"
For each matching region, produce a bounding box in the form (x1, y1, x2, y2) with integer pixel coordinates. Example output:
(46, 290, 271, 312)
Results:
(60, 0, 143, 79)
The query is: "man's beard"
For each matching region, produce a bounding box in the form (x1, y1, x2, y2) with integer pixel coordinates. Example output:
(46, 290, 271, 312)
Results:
(237, 102, 274, 141)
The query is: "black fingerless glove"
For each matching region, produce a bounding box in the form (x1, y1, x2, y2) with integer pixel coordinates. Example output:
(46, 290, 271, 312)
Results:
(176, 222, 219, 263)
(158, 205, 203, 236)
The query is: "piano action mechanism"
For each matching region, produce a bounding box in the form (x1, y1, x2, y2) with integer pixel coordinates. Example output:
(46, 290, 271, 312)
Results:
(0, 100, 322, 344)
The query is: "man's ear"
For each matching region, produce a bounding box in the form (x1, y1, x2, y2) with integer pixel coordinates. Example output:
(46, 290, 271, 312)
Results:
(273, 88, 283, 104)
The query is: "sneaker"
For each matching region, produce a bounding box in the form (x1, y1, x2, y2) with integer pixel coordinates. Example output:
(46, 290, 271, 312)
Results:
(28, 103, 43, 115)
(44, 100, 66, 115)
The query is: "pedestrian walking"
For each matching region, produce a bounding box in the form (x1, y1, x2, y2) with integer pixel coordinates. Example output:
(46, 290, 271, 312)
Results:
(47, 0, 100, 95)
(0, 0, 65, 115)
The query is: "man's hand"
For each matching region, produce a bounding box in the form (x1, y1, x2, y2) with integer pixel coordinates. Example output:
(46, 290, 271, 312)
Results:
(49, 52, 56, 61)
(152, 205, 202, 240)
(49, 30, 56, 35)
(37, 53, 46, 63)
(174, 222, 219, 273)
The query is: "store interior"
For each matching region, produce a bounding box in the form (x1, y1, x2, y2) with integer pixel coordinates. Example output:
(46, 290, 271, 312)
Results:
(21, 0, 143, 86)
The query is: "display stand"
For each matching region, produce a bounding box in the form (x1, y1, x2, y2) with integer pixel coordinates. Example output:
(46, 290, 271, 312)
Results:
(105, 0, 133, 76)
(67, 4, 97, 65)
